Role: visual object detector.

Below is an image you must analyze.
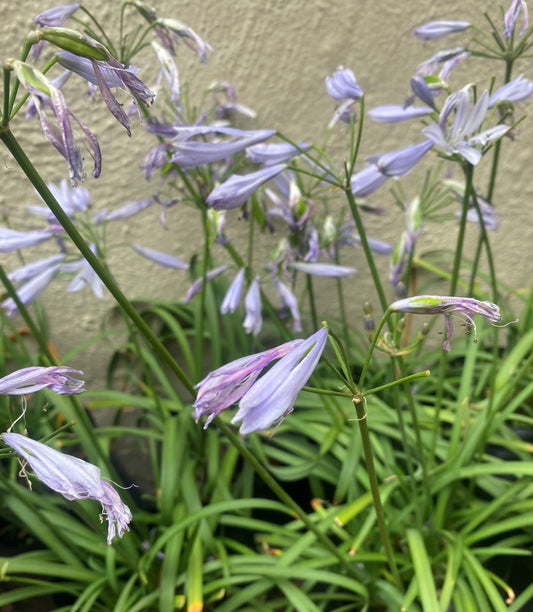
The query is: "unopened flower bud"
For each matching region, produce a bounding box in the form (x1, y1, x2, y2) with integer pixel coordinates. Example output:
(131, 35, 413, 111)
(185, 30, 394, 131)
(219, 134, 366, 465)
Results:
(39, 27, 110, 61)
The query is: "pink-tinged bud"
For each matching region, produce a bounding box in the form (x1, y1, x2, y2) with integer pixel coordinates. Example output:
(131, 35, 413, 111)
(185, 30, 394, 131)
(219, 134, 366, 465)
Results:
(389, 295, 512, 351)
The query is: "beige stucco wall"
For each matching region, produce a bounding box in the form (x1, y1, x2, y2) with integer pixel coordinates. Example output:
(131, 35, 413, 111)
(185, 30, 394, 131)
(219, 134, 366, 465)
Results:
(1, 1, 532, 384)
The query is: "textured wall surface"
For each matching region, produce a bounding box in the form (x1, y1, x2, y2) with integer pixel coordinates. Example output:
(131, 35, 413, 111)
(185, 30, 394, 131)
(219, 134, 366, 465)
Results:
(1, 1, 531, 384)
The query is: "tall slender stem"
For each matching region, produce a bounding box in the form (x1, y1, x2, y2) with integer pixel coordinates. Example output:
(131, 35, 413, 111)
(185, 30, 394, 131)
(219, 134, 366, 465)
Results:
(352, 397, 402, 589)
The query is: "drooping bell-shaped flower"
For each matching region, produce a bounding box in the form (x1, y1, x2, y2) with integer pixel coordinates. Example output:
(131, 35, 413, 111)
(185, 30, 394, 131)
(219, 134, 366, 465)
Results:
(390, 294, 507, 351)
(220, 268, 246, 315)
(2, 433, 131, 544)
(193, 338, 303, 427)
(243, 277, 262, 336)
(232, 327, 328, 434)
(0, 366, 84, 395)
(206, 164, 286, 210)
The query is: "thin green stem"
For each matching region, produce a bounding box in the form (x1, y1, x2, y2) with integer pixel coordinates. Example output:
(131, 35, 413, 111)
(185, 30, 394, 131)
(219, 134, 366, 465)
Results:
(0, 128, 194, 397)
(352, 397, 402, 589)
(344, 165, 389, 317)
(306, 275, 319, 331)
(450, 163, 474, 295)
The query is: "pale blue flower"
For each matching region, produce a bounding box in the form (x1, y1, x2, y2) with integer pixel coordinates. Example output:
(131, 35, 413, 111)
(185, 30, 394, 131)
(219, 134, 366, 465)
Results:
(171, 127, 275, 167)
(28, 179, 90, 223)
(206, 164, 286, 210)
(132, 244, 188, 269)
(8, 255, 65, 285)
(289, 262, 356, 278)
(350, 165, 388, 197)
(489, 75, 533, 107)
(243, 277, 262, 336)
(151, 41, 180, 103)
(2, 433, 131, 544)
(34, 3, 79, 27)
(390, 294, 505, 351)
(423, 88, 509, 165)
(95, 200, 152, 222)
(375, 140, 434, 177)
(194, 338, 304, 427)
(0, 366, 84, 395)
(325, 67, 363, 100)
(504, 0, 529, 37)
(2, 264, 61, 317)
(368, 105, 432, 123)
(412, 20, 470, 41)
(276, 280, 302, 332)
(60, 244, 104, 298)
(246, 142, 310, 165)
(184, 265, 227, 304)
(14, 60, 101, 183)
(232, 327, 328, 434)
(57, 52, 154, 137)
(221, 268, 245, 314)
(0, 228, 53, 252)
(410, 76, 437, 108)
(416, 47, 465, 77)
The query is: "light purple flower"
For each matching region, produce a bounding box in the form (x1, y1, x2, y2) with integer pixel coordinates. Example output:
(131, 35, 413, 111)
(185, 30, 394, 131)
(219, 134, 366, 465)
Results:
(194, 338, 303, 427)
(28, 179, 90, 223)
(489, 75, 533, 107)
(410, 76, 437, 108)
(2, 432, 131, 544)
(325, 67, 363, 100)
(132, 244, 188, 269)
(375, 140, 434, 177)
(246, 142, 310, 166)
(13, 61, 101, 183)
(0, 366, 84, 395)
(438, 50, 470, 81)
(151, 41, 180, 103)
(8, 256, 65, 284)
(57, 51, 154, 137)
(184, 265, 227, 304)
(350, 165, 388, 197)
(156, 18, 213, 64)
(95, 200, 152, 223)
(221, 268, 246, 314)
(289, 262, 356, 278)
(170, 127, 275, 167)
(243, 277, 262, 336)
(276, 280, 302, 332)
(368, 105, 433, 123)
(34, 3, 79, 27)
(504, 0, 529, 37)
(60, 244, 104, 298)
(2, 264, 61, 317)
(206, 164, 286, 210)
(390, 294, 505, 351)
(0, 228, 53, 252)
(232, 327, 328, 434)
(423, 88, 509, 165)
(412, 20, 470, 41)
(416, 47, 466, 77)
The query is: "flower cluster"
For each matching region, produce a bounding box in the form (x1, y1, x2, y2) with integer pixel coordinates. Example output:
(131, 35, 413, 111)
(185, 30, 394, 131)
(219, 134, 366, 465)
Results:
(194, 327, 328, 434)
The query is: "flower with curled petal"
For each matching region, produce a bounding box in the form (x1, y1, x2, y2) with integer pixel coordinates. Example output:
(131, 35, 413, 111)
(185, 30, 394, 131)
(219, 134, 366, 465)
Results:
(2, 433, 130, 544)
(423, 88, 509, 165)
